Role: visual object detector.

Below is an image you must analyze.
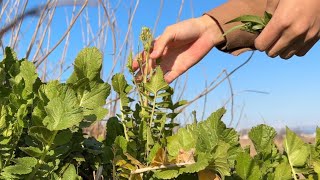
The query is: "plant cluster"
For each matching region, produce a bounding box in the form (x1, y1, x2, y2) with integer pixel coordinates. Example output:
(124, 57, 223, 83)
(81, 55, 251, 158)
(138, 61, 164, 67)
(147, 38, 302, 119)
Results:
(0, 27, 319, 180)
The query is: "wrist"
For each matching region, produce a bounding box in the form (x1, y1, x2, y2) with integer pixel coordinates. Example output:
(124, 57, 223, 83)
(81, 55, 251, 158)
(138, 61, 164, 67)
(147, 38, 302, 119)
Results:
(198, 15, 225, 45)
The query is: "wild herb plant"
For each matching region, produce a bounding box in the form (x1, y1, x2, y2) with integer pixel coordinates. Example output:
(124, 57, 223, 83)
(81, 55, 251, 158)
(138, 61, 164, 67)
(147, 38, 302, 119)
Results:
(0, 27, 319, 180)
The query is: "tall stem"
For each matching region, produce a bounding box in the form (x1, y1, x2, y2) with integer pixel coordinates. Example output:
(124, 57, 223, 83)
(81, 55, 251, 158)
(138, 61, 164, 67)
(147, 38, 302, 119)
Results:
(149, 94, 157, 129)
(27, 130, 58, 180)
(119, 100, 129, 141)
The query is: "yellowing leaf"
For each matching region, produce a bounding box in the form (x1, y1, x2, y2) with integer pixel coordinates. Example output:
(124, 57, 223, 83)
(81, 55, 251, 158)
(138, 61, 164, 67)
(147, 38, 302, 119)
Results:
(125, 153, 145, 169)
(176, 148, 195, 163)
(198, 170, 220, 180)
(151, 148, 168, 166)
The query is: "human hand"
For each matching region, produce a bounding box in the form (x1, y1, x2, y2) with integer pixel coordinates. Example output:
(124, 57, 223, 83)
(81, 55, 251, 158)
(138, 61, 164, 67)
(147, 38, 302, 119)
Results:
(254, 0, 320, 59)
(132, 15, 224, 83)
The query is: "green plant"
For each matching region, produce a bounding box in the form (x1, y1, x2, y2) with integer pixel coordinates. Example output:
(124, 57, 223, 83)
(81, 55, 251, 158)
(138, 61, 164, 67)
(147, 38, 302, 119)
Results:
(223, 12, 272, 36)
(0, 27, 319, 180)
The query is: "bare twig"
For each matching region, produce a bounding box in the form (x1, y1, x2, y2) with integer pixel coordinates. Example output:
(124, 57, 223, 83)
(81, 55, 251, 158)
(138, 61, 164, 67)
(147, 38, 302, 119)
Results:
(223, 70, 235, 127)
(176, 0, 184, 22)
(35, 0, 88, 67)
(131, 162, 194, 174)
(0, 5, 40, 39)
(11, 0, 28, 48)
(152, 0, 163, 35)
(178, 51, 255, 113)
(106, 0, 140, 82)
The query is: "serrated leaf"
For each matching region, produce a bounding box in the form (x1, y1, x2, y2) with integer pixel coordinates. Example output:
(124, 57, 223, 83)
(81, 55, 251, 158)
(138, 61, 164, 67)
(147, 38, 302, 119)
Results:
(208, 141, 231, 177)
(79, 82, 110, 109)
(112, 73, 132, 106)
(167, 128, 196, 157)
(2, 157, 37, 175)
(43, 87, 83, 131)
(29, 126, 53, 144)
(105, 117, 124, 146)
(148, 143, 161, 163)
(112, 73, 129, 94)
(314, 160, 320, 174)
(274, 162, 292, 180)
(67, 47, 102, 83)
(19, 146, 43, 157)
(15, 60, 38, 97)
(53, 130, 73, 146)
(145, 66, 168, 94)
(154, 169, 179, 179)
(195, 108, 236, 153)
(115, 136, 128, 153)
(284, 127, 310, 167)
(248, 124, 277, 154)
(2, 47, 18, 73)
(235, 152, 262, 180)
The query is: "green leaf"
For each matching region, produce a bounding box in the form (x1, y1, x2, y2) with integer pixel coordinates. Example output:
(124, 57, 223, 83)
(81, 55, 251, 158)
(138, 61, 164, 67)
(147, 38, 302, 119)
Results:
(145, 66, 169, 94)
(112, 73, 132, 106)
(43, 87, 83, 131)
(226, 15, 264, 25)
(29, 126, 53, 144)
(2, 47, 18, 73)
(314, 160, 320, 174)
(207, 141, 231, 177)
(235, 152, 262, 180)
(105, 117, 124, 146)
(61, 164, 79, 180)
(2, 157, 37, 175)
(79, 82, 110, 109)
(115, 136, 128, 153)
(248, 124, 277, 154)
(284, 127, 310, 167)
(67, 47, 103, 83)
(148, 143, 161, 163)
(19, 146, 43, 157)
(154, 169, 179, 180)
(172, 100, 188, 110)
(167, 128, 196, 157)
(14, 60, 38, 97)
(53, 130, 73, 146)
(274, 162, 292, 180)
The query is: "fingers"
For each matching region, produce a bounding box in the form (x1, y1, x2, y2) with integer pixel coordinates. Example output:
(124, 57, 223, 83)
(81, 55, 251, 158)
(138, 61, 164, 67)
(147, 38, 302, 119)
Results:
(296, 37, 319, 57)
(254, 13, 286, 51)
(150, 27, 176, 59)
(266, 30, 302, 57)
(279, 38, 305, 59)
(266, 0, 280, 14)
(164, 70, 180, 83)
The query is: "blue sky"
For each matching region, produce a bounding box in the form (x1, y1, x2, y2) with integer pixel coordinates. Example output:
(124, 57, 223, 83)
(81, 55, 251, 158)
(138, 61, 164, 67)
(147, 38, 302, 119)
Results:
(2, 0, 320, 131)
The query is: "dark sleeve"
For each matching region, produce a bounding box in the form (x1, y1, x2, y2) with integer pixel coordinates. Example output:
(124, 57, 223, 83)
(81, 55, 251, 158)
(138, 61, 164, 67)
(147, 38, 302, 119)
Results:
(205, 0, 267, 55)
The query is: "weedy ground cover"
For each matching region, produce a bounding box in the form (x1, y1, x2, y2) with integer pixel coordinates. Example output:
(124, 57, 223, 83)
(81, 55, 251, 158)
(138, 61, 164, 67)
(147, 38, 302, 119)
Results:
(0, 15, 319, 180)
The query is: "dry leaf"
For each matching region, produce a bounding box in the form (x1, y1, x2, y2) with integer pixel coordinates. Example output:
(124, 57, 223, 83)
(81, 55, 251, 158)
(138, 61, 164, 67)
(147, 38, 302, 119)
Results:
(151, 148, 169, 166)
(124, 153, 146, 169)
(176, 148, 195, 163)
(198, 170, 220, 180)
(130, 173, 143, 180)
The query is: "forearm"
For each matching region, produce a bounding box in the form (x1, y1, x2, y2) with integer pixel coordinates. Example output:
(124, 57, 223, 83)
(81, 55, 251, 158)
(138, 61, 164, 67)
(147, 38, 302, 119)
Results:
(206, 0, 267, 55)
